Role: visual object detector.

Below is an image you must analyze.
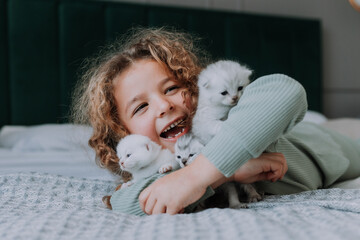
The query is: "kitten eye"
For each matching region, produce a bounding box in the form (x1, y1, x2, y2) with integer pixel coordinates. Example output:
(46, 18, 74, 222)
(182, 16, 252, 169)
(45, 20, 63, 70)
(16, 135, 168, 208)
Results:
(238, 86, 243, 91)
(221, 91, 228, 96)
(126, 154, 131, 158)
(133, 103, 148, 115)
(189, 154, 194, 157)
(177, 155, 181, 159)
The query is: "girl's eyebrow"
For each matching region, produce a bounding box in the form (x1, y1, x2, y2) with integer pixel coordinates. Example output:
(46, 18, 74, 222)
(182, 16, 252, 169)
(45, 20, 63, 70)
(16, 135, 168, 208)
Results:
(158, 77, 172, 87)
(125, 93, 146, 114)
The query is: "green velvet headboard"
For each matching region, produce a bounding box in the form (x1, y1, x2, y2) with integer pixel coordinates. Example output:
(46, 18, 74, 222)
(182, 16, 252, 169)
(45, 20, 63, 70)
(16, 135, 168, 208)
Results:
(0, 0, 322, 126)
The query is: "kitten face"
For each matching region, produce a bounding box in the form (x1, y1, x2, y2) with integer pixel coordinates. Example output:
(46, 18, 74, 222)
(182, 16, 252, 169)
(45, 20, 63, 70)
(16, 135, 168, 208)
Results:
(175, 133, 204, 167)
(116, 134, 160, 172)
(198, 60, 252, 106)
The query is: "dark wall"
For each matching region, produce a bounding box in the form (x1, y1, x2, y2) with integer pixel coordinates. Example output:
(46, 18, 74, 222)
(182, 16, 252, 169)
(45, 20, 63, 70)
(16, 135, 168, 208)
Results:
(0, 0, 322, 126)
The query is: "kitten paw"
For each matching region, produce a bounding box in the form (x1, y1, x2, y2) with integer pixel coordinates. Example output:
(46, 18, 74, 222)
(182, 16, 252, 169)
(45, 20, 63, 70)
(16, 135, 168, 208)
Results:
(247, 192, 263, 203)
(102, 195, 112, 209)
(159, 165, 172, 173)
(120, 181, 133, 189)
(231, 203, 249, 209)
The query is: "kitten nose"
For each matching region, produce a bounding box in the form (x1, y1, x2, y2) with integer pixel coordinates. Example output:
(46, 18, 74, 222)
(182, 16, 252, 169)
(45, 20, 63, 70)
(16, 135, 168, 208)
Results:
(120, 161, 125, 167)
(232, 96, 239, 102)
(182, 159, 188, 165)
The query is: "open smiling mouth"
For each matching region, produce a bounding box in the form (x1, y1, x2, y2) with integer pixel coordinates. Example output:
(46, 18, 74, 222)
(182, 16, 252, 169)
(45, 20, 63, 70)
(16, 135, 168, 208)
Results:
(160, 118, 188, 139)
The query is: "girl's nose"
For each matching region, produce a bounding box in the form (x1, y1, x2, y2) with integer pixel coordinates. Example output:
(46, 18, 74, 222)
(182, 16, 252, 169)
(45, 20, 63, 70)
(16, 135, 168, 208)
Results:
(156, 96, 174, 117)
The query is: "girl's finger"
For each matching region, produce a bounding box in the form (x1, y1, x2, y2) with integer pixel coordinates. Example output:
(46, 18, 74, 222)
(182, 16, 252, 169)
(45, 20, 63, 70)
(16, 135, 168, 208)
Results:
(275, 153, 288, 176)
(268, 173, 280, 182)
(139, 187, 151, 211)
(144, 196, 157, 215)
(152, 202, 166, 215)
(268, 153, 287, 178)
(166, 204, 181, 215)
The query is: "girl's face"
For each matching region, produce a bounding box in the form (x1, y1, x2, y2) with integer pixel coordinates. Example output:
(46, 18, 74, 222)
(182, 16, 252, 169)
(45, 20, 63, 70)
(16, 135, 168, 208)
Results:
(113, 59, 191, 152)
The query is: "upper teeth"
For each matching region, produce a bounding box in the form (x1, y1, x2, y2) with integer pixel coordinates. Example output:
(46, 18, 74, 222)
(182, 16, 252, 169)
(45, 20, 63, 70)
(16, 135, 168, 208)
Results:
(163, 119, 184, 133)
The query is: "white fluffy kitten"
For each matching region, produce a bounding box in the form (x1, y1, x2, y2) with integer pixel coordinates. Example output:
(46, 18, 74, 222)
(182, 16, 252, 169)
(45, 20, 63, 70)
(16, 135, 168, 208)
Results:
(177, 60, 261, 209)
(192, 60, 252, 145)
(174, 133, 204, 167)
(116, 134, 180, 188)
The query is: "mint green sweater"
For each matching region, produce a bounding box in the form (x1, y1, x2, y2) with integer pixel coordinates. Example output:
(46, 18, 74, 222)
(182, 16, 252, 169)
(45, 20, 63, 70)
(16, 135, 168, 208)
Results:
(110, 74, 360, 216)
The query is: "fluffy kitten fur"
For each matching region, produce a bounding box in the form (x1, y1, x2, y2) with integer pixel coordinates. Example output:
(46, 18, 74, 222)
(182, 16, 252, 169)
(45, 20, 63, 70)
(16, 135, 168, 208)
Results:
(116, 134, 180, 188)
(196, 182, 262, 210)
(174, 133, 204, 167)
(103, 134, 180, 209)
(192, 60, 252, 145)
(175, 60, 262, 209)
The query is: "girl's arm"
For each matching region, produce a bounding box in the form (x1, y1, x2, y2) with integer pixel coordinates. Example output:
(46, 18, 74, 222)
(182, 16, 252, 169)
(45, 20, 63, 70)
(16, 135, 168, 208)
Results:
(202, 74, 307, 177)
(139, 152, 287, 215)
(139, 74, 307, 214)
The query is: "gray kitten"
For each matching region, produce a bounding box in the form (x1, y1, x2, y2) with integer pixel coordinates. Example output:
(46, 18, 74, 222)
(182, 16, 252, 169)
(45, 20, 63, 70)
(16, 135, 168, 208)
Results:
(174, 133, 204, 167)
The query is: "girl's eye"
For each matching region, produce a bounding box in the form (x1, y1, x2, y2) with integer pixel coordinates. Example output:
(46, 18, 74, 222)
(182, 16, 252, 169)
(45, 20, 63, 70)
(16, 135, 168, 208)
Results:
(238, 86, 243, 91)
(221, 91, 228, 96)
(133, 103, 148, 115)
(165, 85, 180, 94)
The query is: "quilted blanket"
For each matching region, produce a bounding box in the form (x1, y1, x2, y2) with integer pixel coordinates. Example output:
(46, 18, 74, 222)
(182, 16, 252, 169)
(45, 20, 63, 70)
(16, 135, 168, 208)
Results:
(1, 172, 360, 240)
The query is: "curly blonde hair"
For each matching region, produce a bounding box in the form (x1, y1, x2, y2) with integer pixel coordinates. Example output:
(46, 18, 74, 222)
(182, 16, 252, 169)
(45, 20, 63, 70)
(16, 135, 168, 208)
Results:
(71, 27, 208, 180)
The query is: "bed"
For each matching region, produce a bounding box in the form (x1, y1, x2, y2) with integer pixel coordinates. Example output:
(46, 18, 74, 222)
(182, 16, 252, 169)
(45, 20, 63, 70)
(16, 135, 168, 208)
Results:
(1, 0, 360, 239)
(1, 117, 360, 240)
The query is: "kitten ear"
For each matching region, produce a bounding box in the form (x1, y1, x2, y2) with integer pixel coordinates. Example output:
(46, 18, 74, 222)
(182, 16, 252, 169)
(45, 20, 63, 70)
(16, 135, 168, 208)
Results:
(244, 68, 253, 78)
(199, 78, 210, 89)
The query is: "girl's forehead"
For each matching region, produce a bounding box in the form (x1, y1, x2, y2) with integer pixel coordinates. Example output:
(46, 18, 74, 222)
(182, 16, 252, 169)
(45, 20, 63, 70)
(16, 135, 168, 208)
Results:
(114, 59, 169, 87)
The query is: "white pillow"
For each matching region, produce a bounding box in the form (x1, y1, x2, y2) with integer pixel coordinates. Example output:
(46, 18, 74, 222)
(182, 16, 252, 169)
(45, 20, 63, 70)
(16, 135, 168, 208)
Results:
(0, 124, 93, 152)
(0, 125, 28, 148)
(303, 110, 328, 124)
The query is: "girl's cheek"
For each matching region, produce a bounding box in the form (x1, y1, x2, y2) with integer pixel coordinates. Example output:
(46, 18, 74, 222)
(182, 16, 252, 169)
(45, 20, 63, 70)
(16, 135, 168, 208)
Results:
(133, 118, 158, 141)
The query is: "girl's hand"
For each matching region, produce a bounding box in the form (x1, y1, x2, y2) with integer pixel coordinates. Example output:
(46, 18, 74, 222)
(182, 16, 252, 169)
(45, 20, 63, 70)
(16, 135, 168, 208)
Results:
(139, 152, 287, 215)
(139, 167, 207, 215)
(139, 154, 225, 215)
(231, 152, 287, 184)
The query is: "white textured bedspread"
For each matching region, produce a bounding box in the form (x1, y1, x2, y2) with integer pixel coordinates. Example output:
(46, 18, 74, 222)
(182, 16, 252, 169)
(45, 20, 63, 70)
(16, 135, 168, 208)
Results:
(1, 172, 360, 240)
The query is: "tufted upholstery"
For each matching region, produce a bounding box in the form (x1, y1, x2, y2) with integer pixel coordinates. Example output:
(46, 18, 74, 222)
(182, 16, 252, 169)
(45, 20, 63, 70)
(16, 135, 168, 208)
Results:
(0, 0, 321, 126)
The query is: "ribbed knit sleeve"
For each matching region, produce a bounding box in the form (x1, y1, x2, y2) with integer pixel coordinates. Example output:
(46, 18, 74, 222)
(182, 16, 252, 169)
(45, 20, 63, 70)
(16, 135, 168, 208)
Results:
(202, 74, 307, 177)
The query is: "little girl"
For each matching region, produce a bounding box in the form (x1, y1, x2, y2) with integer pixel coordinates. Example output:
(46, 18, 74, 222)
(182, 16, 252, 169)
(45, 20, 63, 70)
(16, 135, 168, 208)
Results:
(72, 27, 360, 216)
